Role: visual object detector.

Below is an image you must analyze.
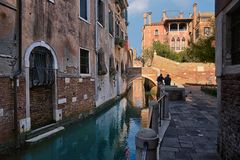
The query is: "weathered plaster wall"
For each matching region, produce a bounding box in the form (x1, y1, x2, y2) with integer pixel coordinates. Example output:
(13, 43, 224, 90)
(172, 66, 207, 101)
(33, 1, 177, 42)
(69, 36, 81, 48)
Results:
(142, 24, 166, 49)
(0, 1, 17, 75)
(20, 0, 96, 128)
(95, 1, 128, 107)
(22, 0, 95, 75)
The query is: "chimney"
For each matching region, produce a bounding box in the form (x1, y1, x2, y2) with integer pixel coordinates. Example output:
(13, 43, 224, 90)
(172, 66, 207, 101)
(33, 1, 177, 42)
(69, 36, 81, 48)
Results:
(162, 10, 167, 21)
(193, 2, 197, 42)
(179, 12, 184, 18)
(133, 49, 137, 60)
(148, 12, 152, 24)
(143, 13, 148, 25)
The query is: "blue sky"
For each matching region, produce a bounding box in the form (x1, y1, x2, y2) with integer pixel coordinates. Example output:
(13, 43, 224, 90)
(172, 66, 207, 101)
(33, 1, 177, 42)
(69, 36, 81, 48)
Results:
(127, 0, 215, 56)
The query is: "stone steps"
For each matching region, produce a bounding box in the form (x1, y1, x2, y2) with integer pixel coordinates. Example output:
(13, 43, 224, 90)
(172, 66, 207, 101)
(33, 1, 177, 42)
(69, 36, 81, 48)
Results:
(25, 123, 64, 144)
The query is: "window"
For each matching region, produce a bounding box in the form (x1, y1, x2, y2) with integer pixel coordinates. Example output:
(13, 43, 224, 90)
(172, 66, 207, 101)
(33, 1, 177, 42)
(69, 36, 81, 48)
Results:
(171, 38, 175, 50)
(30, 47, 54, 88)
(80, 0, 89, 21)
(115, 21, 120, 37)
(109, 9, 113, 35)
(80, 48, 90, 74)
(179, 23, 187, 31)
(231, 6, 240, 65)
(196, 29, 200, 39)
(98, 0, 104, 26)
(176, 38, 180, 50)
(181, 37, 186, 50)
(170, 23, 178, 31)
(154, 29, 159, 36)
(49, 0, 54, 3)
(120, 30, 124, 40)
(204, 27, 210, 36)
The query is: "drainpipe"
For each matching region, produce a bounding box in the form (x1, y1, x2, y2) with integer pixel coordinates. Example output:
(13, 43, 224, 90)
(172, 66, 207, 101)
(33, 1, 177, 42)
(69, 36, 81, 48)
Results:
(13, 0, 22, 148)
(94, 0, 98, 106)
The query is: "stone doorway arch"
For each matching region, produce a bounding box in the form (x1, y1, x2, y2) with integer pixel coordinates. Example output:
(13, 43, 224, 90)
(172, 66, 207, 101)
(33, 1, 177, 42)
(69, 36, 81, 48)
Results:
(24, 41, 58, 131)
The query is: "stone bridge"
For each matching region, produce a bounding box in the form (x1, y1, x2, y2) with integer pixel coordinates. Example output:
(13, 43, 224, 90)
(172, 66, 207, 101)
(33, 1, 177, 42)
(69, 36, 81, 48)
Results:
(127, 67, 160, 86)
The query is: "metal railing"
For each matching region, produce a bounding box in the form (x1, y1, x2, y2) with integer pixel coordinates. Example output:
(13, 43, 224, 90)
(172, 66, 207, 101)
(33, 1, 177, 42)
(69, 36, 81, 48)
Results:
(141, 88, 167, 160)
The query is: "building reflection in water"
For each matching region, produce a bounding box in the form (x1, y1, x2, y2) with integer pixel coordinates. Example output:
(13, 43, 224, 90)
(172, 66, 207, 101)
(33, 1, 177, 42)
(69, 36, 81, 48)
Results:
(8, 79, 156, 160)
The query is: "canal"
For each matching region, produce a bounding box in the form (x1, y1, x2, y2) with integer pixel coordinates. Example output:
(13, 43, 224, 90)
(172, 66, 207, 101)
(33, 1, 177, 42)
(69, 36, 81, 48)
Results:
(7, 78, 156, 160)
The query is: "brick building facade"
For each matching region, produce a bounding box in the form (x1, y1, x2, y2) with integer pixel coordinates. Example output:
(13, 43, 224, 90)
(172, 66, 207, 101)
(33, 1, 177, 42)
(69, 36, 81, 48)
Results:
(215, 0, 240, 159)
(0, 0, 130, 153)
(142, 3, 214, 52)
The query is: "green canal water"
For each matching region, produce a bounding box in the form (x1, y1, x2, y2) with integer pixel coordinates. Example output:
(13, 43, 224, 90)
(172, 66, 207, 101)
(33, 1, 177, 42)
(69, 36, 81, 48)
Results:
(7, 98, 150, 160)
(7, 78, 154, 160)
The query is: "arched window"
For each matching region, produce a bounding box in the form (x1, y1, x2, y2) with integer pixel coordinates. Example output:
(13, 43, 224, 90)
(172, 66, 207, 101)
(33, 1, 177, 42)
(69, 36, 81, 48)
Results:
(170, 23, 178, 31)
(176, 38, 180, 50)
(181, 37, 186, 50)
(171, 38, 175, 50)
(154, 29, 159, 36)
(29, 47, 54, 88)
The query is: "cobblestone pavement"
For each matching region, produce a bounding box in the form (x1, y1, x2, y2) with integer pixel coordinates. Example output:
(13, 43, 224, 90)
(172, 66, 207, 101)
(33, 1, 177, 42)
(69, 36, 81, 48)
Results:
(159, 86, 220, 160)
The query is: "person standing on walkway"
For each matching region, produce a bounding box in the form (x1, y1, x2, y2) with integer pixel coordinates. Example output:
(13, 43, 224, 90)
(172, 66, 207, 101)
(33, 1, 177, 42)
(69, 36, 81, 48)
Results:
(157, 74, 164, 85)
(156, 74, 164, 99)
(164, 74, 171, 85)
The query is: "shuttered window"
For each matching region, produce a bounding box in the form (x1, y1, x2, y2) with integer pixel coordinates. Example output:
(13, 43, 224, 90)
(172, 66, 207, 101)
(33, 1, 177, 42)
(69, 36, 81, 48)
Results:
(109, 10, 113, 35)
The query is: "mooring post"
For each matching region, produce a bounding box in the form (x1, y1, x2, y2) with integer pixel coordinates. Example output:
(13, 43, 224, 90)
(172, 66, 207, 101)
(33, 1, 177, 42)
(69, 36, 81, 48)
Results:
(135, 128, 159, 160)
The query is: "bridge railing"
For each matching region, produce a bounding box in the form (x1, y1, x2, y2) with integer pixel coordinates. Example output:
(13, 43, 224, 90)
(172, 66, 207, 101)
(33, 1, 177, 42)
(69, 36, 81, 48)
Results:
(137, 87, 168, 160)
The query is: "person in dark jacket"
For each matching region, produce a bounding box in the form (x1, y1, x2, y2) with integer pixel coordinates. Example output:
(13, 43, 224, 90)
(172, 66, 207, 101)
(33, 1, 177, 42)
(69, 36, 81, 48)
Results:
(157, 74, 164, 85)
(164, 74, 171, 85)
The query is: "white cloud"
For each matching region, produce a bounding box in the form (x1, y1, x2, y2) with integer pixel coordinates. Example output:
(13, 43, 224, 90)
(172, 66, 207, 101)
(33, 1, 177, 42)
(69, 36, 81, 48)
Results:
(128, 0, 150, 15)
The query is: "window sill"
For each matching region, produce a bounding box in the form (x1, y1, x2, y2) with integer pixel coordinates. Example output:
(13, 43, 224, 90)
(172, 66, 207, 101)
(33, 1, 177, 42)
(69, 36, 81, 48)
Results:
(109, 33, 114, 38)
(79, 17, 91, 25)
(80, 74, 92, 78)
(97, 22, 104, 28)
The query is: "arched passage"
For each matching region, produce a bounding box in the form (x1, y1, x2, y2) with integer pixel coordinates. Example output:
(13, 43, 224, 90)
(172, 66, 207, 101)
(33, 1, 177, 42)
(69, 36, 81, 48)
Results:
(127, 75, 157, 89)
(24, 41, 59, 131)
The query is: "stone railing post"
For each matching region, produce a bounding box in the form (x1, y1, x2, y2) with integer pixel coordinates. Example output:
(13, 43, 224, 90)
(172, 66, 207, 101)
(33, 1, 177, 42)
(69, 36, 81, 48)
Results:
(164, 92, 169, 119)
(135, 128, 159, 160)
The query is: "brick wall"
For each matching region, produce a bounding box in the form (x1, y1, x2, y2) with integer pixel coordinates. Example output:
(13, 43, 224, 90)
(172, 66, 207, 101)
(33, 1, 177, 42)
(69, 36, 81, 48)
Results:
(30, 86, 54, 129)
(0, 77, 14, 148)
(219, 74, 240, 159)
(152, 55, 216, 85)
(57, 77, 95, 119)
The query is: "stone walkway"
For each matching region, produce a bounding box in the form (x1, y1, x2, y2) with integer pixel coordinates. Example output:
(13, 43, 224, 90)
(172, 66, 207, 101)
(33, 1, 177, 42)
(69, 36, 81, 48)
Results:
(159, 86, 220, 160)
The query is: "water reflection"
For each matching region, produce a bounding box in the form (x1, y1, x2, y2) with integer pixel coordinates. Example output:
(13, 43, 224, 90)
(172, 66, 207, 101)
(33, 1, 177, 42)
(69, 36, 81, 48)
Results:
(7, 79, 155, 160)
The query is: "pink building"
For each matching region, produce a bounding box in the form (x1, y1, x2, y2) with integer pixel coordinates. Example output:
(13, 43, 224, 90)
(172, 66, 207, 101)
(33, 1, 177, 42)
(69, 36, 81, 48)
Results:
(142, 3, 214, 53)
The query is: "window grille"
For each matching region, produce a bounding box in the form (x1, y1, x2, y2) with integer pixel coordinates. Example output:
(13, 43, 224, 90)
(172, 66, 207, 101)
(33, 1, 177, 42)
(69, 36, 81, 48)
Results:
(29, 47, 54, 88)
(80, 48, 89, 74)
